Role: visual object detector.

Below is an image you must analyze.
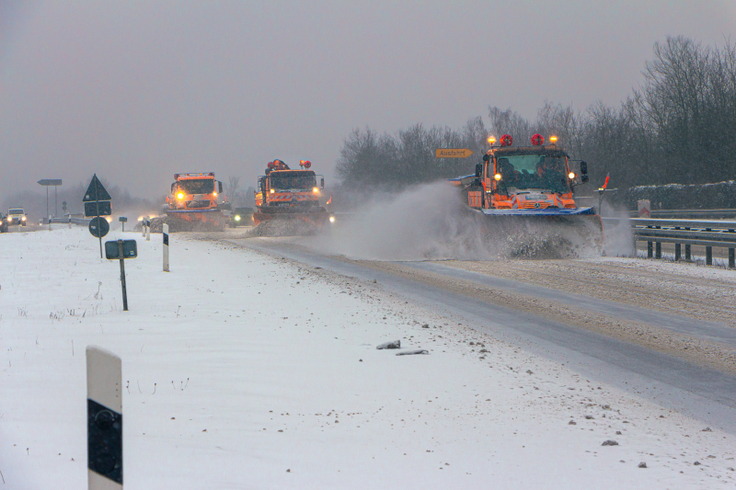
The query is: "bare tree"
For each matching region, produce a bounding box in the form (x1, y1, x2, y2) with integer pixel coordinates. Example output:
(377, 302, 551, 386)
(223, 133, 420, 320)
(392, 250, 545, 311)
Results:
(487, 106, 532, 142)
(633, 36, 736, 184)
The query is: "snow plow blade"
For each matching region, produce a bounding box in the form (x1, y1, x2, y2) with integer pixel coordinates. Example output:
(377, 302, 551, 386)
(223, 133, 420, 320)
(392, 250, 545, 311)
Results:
(252, 207, 329, 236)
(164, 209, 225, 232)
(479, 206, 598, 217)
(472, 207, 603, 258)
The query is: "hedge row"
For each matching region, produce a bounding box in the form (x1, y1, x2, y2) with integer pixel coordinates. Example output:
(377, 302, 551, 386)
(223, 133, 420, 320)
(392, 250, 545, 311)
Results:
(625, 181, 736, 210)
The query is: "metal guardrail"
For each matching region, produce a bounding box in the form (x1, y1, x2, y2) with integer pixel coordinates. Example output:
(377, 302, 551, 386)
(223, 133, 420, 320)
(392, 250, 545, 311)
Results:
(44, 216, 92, 226)
(628, 208, 736, 219)
(630, 218, 736, 268)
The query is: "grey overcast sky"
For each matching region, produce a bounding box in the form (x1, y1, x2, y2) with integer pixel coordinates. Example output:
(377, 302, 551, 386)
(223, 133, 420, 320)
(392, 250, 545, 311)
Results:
(1, 0, 735, 201)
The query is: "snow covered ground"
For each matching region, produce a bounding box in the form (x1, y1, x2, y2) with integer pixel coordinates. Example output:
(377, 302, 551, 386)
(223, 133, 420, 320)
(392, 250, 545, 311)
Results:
(2, 226, 735, 489)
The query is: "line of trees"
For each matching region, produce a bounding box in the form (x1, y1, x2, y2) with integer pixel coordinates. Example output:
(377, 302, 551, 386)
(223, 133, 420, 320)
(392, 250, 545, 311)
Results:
(336, 36, 736, 198)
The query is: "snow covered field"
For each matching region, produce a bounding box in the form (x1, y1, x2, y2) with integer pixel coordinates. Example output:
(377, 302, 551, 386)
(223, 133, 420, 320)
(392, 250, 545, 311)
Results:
(2, 226, 735, 489)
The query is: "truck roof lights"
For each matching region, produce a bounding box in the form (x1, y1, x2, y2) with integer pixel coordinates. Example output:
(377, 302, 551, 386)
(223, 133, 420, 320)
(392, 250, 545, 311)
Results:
(488, 135, 497, 145)
(500, 134, 513, 146)
(550, 135, 558, 144)
(300, 160, 312, 169)
(531, 134, 544, 146)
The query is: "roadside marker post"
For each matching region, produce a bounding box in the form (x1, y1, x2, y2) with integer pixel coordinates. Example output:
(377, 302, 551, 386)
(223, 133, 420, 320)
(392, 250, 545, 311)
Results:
(86, 346, 123, 489)
(163, 223, 170, 272)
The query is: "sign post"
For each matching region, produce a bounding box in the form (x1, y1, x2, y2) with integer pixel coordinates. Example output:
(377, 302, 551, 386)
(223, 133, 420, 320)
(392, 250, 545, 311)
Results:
(86, 346, 123, 489)
(84, 174, 113, 258)
(105, 239, 137, 311)
(37, 179, 63, 221)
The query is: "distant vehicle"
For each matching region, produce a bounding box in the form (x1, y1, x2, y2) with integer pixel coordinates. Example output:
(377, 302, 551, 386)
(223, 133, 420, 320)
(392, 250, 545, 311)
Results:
(254, 159, 328, 232)
(6, 208, 27, 227)
(164, 172, 227, 231)
(0, 212, 8, 233)
(229, 207, 254, 227)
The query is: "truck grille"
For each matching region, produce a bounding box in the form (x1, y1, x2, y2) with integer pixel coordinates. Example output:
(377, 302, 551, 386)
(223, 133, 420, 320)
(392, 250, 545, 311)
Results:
(185, 200, 212, 209)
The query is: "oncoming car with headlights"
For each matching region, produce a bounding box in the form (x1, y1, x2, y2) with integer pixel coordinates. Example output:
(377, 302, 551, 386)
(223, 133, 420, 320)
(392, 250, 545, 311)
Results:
(6, 208, 27, 227)
(229, 207, 254, 227)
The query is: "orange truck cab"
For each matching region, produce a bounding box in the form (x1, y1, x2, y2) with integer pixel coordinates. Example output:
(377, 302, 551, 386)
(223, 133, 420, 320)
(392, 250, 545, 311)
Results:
(467, 134, 594, 217)
(253, 159, 327, 226)
(165, 172, 227, 230)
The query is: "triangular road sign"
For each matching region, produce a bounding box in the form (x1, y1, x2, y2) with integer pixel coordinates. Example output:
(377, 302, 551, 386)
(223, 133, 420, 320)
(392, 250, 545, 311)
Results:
(83, 174, 112, 202)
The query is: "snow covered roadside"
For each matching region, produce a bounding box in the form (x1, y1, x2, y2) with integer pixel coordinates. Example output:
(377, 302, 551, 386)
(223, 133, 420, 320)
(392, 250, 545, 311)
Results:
(1, 227, 735, 489)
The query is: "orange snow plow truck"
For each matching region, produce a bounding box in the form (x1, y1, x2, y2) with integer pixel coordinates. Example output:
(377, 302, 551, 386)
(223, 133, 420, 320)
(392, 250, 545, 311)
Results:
(253, 159, 328, 234)
(165, 172, 226, 231)
(450, 134, 603, 256)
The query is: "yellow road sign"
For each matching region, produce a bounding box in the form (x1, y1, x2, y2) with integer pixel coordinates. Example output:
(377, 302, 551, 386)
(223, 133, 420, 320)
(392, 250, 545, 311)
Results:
(435, 148, 474, 158)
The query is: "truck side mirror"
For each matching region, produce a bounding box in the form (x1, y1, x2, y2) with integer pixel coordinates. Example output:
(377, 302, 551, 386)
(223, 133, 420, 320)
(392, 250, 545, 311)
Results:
(482, 154, 490, 162)
(320, 177, 325, 189)
(580, 161, 588, 175)
(475, 163, 483, 178)
(218, 181, 223, 193)
(582, 175, 589, 183)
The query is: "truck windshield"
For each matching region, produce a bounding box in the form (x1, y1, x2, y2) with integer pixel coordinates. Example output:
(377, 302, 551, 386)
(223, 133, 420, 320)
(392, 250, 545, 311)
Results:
(496, 154, 569, 193)
(9, 208, 24, 214)
(270, 172, 316, 190)
(178, 180, 214, 195)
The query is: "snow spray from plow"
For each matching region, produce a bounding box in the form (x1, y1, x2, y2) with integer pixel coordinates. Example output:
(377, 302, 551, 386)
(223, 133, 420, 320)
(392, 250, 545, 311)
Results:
(313, 182, 604, 261)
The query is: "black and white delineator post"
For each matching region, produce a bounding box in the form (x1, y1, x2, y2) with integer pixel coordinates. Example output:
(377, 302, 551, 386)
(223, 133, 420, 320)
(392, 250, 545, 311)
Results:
(163, 223, 170, 272)
(87, 346, 123, 489)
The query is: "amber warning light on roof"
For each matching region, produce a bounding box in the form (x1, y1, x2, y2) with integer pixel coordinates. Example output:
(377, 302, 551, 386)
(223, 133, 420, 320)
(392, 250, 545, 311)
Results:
(434, 148, 474, 158)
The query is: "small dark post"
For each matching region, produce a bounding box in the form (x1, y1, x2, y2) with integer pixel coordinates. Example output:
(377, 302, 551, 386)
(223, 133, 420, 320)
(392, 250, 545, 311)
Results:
(705, 227, 713, 265)
(117, 240, 128, 311)
(685, 244, 692, 261)
(675, 243, 681, 261)
(655, 242, 662, 259)
(729, 248, 735, 269)
(97, 198, 103, 259)
(647, 241, 653, 258)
